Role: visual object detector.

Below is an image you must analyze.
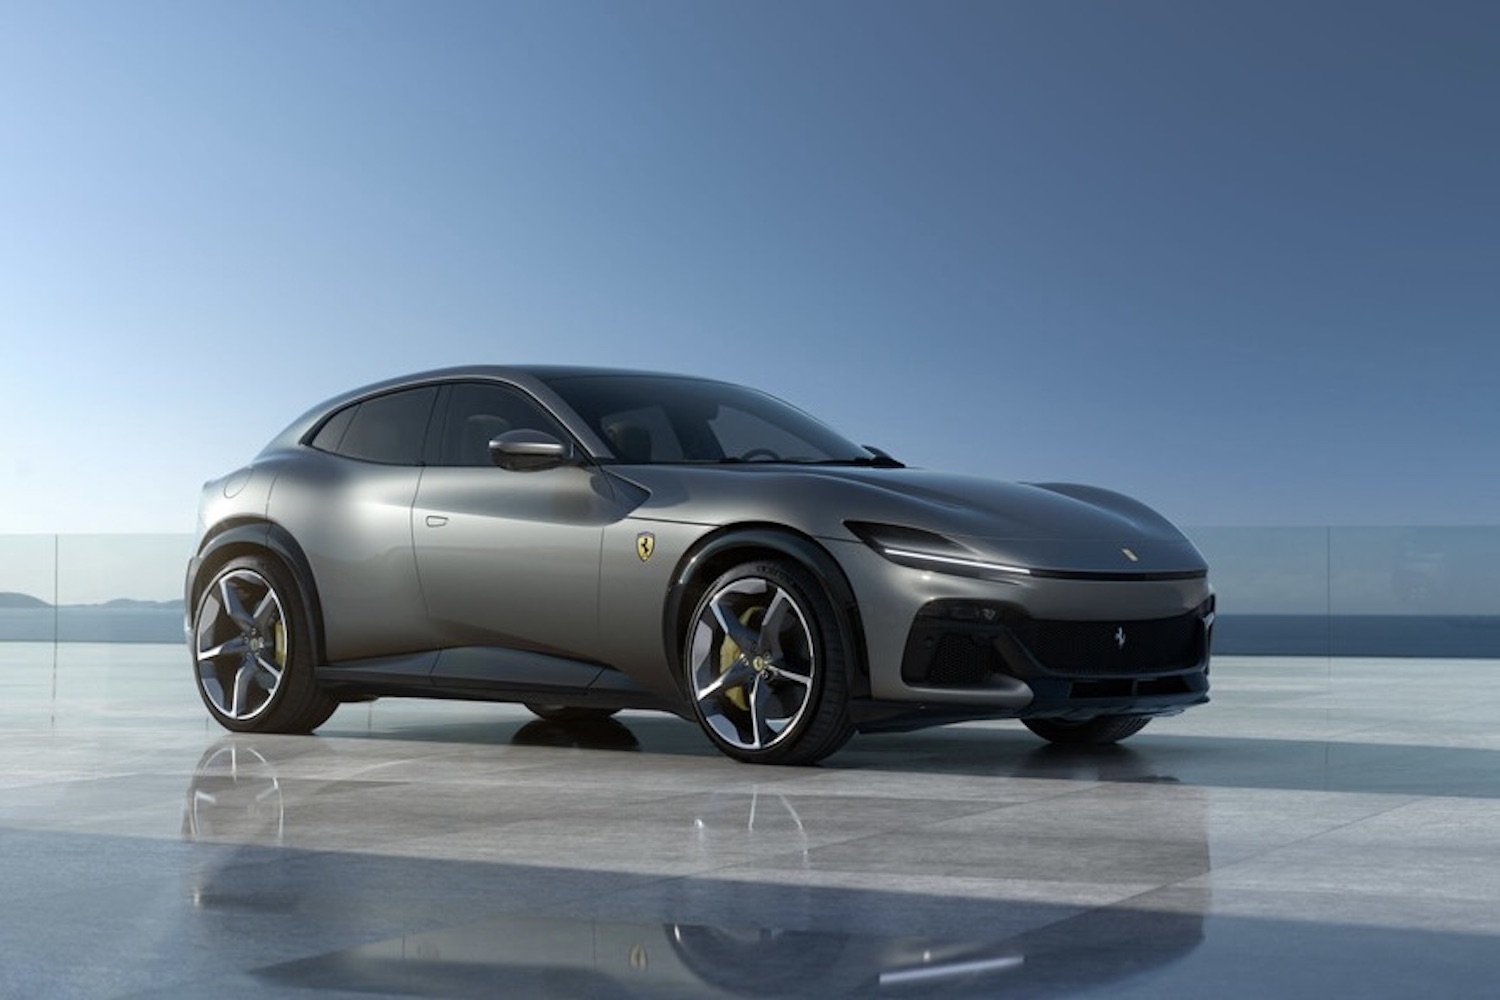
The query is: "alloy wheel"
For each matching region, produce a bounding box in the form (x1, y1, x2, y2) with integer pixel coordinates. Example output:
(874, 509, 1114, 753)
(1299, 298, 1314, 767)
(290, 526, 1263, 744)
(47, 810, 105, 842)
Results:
(195, 568, 289, 722)
(688, 575, 817, 753)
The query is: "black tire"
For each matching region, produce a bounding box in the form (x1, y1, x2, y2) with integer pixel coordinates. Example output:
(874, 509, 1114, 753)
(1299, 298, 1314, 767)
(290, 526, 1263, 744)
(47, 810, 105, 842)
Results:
(1022, 715, 1151, 745)
(683, 559, 855, 765)
(523, 704, 622, 723)
(191, 554, 338, 734)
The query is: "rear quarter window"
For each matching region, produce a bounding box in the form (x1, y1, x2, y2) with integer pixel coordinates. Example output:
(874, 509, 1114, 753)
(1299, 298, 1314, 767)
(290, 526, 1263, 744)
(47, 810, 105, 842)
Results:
(309, 387, 438, 465)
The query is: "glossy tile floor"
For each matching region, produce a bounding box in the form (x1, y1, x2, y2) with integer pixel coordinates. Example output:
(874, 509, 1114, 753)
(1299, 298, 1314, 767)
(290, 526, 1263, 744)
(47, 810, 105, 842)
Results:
(2, 646, 1499, 999)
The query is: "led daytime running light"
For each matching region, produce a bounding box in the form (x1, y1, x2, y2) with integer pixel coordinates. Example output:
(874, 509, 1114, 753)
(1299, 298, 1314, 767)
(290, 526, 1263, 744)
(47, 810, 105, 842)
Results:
(881, 546, 1033, 577)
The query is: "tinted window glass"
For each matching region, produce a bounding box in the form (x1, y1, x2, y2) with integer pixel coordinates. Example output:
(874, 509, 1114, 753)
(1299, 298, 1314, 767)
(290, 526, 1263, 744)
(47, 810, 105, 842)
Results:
(436, 383, 568, 467)
(543, 375, 868, 465)
(332, 387, 438, 465)
(308, 404, 357, 453)
(592, 404, 684, 463)
(709, 405, 825, 460)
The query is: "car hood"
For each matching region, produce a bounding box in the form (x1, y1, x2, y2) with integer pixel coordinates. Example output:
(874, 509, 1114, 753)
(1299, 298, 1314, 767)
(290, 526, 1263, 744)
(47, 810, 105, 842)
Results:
(610, 465, 1207, 576)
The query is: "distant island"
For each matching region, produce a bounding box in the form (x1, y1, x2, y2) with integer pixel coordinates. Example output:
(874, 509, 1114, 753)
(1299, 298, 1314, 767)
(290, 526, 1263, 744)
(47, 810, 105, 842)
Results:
(0, 593, 186, 643)
(0, 592, 51, 609)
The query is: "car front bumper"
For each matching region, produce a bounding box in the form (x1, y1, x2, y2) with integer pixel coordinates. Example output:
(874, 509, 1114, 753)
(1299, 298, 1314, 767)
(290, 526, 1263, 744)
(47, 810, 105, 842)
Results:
(830, 539, 1214, 720)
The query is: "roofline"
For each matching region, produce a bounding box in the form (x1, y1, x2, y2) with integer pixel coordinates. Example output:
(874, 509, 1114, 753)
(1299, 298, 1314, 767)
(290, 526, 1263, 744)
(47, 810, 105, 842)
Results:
(255, 365, 734, 458)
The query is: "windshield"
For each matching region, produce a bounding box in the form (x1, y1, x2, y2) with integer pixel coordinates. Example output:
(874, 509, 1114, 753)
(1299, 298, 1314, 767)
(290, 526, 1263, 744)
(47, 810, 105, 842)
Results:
(543, 374, 875, 465)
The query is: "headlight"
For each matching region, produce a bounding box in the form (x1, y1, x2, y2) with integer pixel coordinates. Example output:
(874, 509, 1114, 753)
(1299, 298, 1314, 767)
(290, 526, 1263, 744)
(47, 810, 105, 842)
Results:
(845, 521, 1033, 579)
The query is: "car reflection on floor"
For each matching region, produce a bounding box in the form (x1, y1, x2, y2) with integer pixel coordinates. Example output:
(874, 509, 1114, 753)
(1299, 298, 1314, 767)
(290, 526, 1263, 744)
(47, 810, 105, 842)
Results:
(181, 726, 1209, 999)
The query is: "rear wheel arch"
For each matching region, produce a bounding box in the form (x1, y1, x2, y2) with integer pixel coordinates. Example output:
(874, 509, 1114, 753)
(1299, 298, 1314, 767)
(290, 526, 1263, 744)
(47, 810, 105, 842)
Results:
(191, 520, 328, 665)
(192, 551, 338, 733)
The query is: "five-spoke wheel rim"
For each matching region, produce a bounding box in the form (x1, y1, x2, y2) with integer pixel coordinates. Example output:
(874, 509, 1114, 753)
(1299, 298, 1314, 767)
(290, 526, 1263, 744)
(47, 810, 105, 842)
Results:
(688, 577, 816, 752)
(195, 569, 289, 722)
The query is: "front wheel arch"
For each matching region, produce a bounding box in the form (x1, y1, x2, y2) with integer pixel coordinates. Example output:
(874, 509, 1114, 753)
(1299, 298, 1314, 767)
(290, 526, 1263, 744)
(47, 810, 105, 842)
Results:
(664, 527, 868, 701)
(682, 558, 856, 765)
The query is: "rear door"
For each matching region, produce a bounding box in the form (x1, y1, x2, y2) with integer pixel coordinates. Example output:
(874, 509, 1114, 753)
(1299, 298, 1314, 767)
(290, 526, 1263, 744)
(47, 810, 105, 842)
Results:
(276, 385, 439, 662)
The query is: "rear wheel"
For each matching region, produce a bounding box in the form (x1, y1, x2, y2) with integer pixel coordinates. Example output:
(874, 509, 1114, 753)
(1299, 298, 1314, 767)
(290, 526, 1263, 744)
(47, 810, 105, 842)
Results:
(192, 555, 337, 734)
(684, 560, 854, 765)
(1022, 715, 1151, 745)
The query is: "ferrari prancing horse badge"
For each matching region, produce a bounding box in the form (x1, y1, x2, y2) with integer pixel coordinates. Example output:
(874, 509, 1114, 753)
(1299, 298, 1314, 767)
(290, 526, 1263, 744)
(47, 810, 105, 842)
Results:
(636, 532, 656, 562)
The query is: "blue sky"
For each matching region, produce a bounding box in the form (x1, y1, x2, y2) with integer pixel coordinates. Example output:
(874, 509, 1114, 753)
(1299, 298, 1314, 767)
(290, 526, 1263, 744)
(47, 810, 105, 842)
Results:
(1, 0, 1495, 533)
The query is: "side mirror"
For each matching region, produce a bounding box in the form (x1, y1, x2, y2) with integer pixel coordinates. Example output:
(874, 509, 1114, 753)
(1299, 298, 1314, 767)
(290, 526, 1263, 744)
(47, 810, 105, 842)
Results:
(489, 429, 576, 472)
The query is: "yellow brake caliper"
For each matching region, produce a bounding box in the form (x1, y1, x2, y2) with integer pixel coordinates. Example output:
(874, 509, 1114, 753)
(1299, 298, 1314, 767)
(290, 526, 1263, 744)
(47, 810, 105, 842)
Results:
(718, 607, 764, 711)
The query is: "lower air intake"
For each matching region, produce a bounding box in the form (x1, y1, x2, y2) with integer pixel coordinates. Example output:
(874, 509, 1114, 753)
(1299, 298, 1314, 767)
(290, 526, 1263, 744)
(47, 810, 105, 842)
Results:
(1009, 613, 1202, 676)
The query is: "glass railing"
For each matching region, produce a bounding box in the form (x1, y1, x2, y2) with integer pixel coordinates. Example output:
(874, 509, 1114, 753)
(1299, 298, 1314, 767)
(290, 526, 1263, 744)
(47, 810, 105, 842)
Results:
(0, 534, 193, 643)
(2, 529, 1498, 657)
(1188, 527, 1499, 656)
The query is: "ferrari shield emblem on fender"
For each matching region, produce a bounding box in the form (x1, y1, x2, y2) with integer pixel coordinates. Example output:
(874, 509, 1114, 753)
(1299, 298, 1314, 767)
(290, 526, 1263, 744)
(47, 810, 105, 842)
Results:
(636, 532, 656, 562)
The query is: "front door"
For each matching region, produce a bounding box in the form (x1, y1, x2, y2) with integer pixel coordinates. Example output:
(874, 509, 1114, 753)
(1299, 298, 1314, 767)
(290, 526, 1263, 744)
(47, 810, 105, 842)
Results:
(413, 381, 628, 665)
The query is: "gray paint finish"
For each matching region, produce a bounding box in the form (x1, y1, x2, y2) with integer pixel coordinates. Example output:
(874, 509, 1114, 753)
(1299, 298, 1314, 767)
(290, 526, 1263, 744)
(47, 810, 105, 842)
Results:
(187, 366, 1213, 761)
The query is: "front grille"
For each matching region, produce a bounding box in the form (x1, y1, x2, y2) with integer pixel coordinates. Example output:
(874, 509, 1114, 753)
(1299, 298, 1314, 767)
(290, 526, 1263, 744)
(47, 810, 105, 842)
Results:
(1009, 613, 1202, 676)
(900, 601, 1210, 689)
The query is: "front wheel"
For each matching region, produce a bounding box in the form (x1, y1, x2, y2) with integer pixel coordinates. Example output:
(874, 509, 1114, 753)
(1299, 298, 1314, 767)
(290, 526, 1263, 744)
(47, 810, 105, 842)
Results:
(684, 560, 855, 765)
(1022, 715, 1151, 745)
(192, 555, 338, 734)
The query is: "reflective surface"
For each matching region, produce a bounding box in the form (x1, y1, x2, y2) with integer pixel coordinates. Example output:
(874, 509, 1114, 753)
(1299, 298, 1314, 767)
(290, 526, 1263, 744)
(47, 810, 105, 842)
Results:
(2, 645, 1499, 997)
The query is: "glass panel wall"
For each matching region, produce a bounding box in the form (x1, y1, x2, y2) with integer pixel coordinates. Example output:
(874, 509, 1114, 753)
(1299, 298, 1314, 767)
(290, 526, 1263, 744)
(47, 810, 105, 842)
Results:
(1, 534, 195, 724)
(1187, 527, 1500, 656)
(2, 530, 1498, 663)
(1, 534, 192, 643)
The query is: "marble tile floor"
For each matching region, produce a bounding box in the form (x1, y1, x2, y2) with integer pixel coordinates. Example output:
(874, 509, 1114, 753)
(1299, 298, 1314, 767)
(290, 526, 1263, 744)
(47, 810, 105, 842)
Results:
(1, 646, 1498, 998)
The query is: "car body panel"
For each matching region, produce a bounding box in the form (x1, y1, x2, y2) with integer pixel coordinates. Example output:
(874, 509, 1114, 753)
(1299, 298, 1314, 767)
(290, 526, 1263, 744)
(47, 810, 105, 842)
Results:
(262, 453, 433, 661)
(597, 516, 719, 706)
(188, 365, 1213, 756)
(610, 464, 1203, 576)
(413, 463, 631, 661)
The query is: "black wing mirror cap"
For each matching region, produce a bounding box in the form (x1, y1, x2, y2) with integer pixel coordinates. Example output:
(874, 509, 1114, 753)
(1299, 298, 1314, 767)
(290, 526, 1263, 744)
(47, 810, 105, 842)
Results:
(490, 429, 576, 472)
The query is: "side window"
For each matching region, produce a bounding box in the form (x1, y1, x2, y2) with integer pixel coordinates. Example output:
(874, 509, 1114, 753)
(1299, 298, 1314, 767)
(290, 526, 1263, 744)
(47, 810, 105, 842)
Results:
(599, 405, 684, 463)
(319, 387, 438, 465)
(308, 404, 357, 453)
(437, 382, 569, 467)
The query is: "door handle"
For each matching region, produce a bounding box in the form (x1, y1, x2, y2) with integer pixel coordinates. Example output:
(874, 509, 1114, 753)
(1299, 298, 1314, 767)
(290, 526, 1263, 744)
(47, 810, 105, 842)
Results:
(425, 515, 449, 528)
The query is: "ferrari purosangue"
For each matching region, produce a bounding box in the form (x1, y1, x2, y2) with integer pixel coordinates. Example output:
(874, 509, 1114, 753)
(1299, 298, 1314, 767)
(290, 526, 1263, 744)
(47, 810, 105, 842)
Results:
(187, 367, 1213, 764)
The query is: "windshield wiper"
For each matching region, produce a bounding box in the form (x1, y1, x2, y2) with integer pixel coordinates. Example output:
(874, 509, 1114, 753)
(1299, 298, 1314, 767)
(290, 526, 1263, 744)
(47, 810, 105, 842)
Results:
(698, 454, 905, 468)
(813, 455, 906, 469)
